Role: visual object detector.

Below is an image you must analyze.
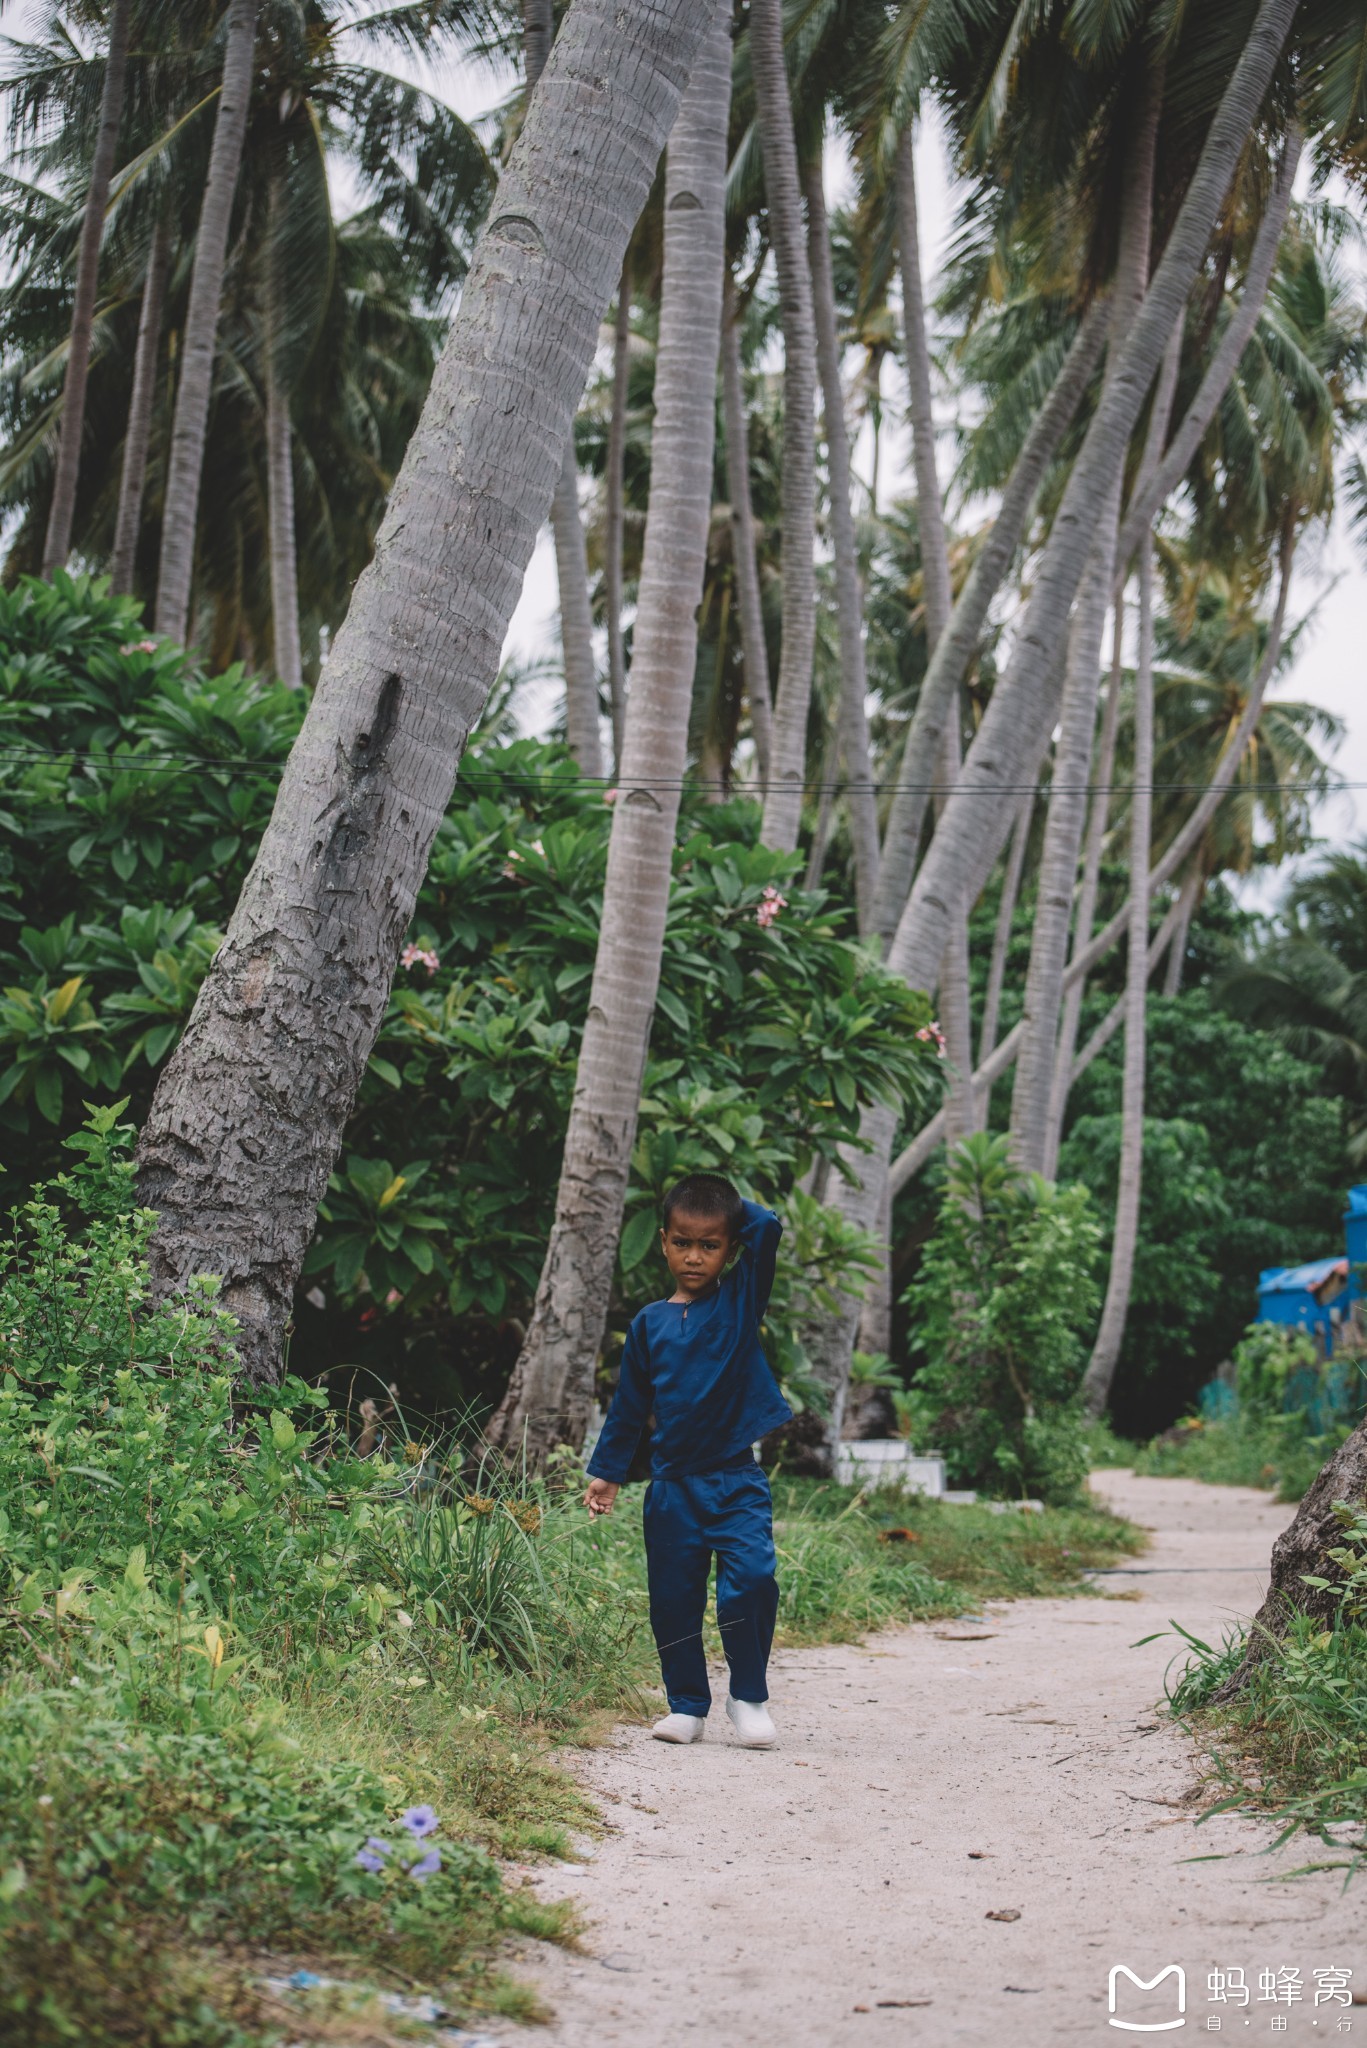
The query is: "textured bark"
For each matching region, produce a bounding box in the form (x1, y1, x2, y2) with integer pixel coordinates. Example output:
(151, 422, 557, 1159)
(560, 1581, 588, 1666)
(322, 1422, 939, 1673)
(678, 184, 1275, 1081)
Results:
(1008, 68, 1162, 1176)
(870, 298, 1109, 945)
(855, 1180, 892, 1358)
(1114, 127, 1303, 582)
(265, 179, 303, 691)
(895, 125, 976, 1142)
(266, 358, 302, 689)
(751, 0, 816, 852)
(1080, 536, 1156, 1415)
(154, 0, 257, 645)
(605, 255, 631, 774)
(1069, 891, 1186, 1091)
(803, 748, 836, 887)
(896, 126, 952, 650)
(550, 444, 605, 776)
(1042, 315, 1183, 1177)
(137, 0, 720, 1384)
(883, 530, 1296, 1202)
(529, 0, 604, 781)
(881, 0, 1299, 1002)
(721, 272, 773, 785)
(1042, 606, 1124, 1180)
(1008, 506, 1120, 1171)
(110, 213, 170, 597)
(1213, 1421, 1367, 1701)
(803, 154, 879, 931)
(43, 0, 132, 576)
(976, 790, 1031, 1124)
(1162, 865, 1202, 997)
(486, 0, 732, 1467)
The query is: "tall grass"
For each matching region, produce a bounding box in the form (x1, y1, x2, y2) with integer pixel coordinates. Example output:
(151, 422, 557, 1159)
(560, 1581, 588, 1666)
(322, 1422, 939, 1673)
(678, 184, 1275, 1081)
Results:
(1165, 1507, 1367, 1878)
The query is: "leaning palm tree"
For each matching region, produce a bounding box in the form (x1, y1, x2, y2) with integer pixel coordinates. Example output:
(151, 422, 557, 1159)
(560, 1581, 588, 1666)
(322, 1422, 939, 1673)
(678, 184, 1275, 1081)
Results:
(137, 0, 722, 1385)
(804, 0, 1311, 1450)
(489, 0, 733, 1468)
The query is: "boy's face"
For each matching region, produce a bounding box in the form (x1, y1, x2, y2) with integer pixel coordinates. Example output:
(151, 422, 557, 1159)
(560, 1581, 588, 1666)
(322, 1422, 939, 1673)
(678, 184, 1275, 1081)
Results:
(660, 1210, 733, 1298)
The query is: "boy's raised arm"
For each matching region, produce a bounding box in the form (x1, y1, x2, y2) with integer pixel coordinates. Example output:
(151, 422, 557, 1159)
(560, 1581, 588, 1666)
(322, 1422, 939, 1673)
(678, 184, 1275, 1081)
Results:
(737, 1198, 782, 1320)
(585, 1321, 652, 1485)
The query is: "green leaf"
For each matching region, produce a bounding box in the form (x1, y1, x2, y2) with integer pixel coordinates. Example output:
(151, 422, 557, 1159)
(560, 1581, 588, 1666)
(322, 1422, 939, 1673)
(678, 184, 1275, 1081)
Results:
(619, 1205, 659, 1272)
(655, 985, 689, 1032)
(33, 1064, 62, 1124)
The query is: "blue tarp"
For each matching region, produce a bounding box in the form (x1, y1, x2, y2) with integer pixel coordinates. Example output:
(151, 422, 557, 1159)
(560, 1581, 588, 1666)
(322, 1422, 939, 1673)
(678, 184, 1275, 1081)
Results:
(1258, 1257, 1348, 1295)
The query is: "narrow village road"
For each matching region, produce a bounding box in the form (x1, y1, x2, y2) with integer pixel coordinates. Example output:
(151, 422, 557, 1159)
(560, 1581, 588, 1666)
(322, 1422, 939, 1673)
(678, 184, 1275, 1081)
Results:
(504, 1472, 1363, 2046)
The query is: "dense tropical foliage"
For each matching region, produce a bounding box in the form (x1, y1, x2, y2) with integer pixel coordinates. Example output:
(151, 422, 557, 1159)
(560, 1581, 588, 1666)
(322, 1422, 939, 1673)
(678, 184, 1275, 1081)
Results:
(6, 0, 1367, 2023)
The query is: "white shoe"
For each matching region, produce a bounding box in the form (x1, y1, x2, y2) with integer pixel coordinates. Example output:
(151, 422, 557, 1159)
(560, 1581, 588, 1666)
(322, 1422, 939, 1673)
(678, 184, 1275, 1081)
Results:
(651, 1711, 707, 1744)
(725, 1695, 776, 1747)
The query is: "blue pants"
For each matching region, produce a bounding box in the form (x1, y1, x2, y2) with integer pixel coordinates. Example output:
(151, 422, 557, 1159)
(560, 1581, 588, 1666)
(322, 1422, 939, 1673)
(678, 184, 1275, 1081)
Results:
(642, 1465, 779, 1716)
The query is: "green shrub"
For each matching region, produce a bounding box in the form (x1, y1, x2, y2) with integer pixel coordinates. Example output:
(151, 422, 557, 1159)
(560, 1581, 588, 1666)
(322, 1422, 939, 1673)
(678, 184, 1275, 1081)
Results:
(1233, 1321, 1322, 1416)
(902, 1133, 1101, 1504)
(0, 573, 945, 1419)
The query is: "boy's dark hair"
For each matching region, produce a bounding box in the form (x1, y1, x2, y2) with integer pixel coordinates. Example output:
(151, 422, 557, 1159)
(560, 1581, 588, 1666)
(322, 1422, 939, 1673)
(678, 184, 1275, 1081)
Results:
(661, 1173, 745, 1241)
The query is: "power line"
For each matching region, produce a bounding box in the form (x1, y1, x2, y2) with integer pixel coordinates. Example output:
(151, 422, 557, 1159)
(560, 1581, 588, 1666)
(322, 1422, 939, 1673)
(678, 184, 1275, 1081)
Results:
(0, 744, 1349, 800)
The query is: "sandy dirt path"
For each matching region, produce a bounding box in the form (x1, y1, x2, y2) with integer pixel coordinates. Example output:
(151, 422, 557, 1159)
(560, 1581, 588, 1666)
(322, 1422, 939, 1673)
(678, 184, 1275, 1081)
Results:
(503, 1471, 1363, 2045)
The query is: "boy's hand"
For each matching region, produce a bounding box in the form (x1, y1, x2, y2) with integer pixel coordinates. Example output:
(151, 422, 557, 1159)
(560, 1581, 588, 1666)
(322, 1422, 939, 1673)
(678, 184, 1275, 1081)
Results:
(583, 1478, 619, 1518)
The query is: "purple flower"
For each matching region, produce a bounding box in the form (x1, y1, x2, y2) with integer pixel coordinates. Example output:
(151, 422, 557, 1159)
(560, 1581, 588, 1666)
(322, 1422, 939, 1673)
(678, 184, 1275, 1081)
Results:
(407, 1847, 442, 1883)
(400, 1804, 439, 1839)
(354, 1846, 387, 1874)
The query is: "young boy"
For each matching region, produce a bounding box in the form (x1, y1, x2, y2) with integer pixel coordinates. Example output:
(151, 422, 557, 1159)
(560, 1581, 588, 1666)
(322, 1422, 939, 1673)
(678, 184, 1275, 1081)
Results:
(582, 1173, 792, 1748)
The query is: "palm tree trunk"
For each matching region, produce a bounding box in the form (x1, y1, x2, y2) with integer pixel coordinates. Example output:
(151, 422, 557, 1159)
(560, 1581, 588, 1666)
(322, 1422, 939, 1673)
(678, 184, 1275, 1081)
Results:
(882, 0, 1300, 1002)
(976, 789, 1031, 1117)
(896, 126, 952, 649)
(1040, 605, 1124, 1177)
(1212, 1417, 1367, 1701)
(802, 152, 879, 931)
(154, 0, 258, 645)
(1080, 535, 1156, 1416)
(855, 1180, 893, 1358)
(526, 0, 603, 780)
(605, 254, 631, 775)
(1008, 64, 1163, 1176)
(42, 0, 133, 577)
(751, 0, 816, 853)
(887, 549, 1293, 1198)
(265, 178, 303, 691)
(110, 212, 171, 598)
(1008, 505, 1121, 1172)
(550, 445, 605, 776)
(1068, 890, 1188, 1091)
(804, 739, 836, 887)
(720, 272, 773, 785)
(486, 0, 732, 1466)
(266, 354, 303, 690)
(1114, 125, 1303, 579)
(1162, 866, 1203, 996)
(870, 296, 1109, 944)
(135, 0, 721, 1385)
(1042, 317, 1183, 1175)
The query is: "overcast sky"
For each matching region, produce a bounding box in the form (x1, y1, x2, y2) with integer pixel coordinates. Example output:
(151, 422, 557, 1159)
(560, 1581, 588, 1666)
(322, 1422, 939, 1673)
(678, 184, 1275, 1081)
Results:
(358, 37, 1367, 872)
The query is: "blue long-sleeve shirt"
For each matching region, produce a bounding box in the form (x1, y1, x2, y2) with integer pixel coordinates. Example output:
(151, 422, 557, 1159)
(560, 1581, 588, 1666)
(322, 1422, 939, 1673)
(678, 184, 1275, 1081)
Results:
(587, 1200, 793, 1483)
